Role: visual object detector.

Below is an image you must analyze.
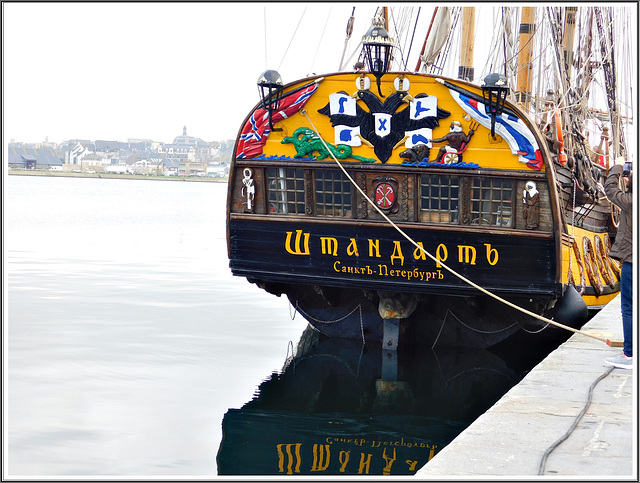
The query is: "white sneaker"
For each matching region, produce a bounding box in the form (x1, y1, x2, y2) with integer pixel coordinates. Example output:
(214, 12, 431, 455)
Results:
(604, 354, 633, 369)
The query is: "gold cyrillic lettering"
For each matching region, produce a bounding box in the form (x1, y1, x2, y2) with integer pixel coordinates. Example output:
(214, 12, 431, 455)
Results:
(435, 244, 448, 268)
(320, 237, 339, 256)
(368, 239, 380, 258)
(390, 241, 405, 266)
(311, 444, 330, 472)
(339, 451, 351, 473)
(277, 443, 302, 474)
(382, 448, 397, 476)
(347, 238, 359, 257)
(458, 245, 477, 265)
(358, 453, 372, 474)
(284, 230, 310, 255)
(413, 242, 427, 260)
(485, 243, 499, 265)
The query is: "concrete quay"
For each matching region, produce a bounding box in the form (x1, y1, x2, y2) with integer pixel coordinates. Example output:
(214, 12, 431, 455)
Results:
(417, 294, 636, 479)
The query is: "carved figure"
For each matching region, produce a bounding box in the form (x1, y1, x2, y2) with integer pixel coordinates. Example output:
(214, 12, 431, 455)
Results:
(318, 91, 450, 163)
(522, 181, 539, 230)
(281, 127, 376, 163)
(241, 168, 255, 212)
(399, 143, 430, 163)
(431, 121, 475, 164)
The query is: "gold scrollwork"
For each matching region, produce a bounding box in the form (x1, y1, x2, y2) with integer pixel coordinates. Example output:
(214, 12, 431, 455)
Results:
(594, 235, 616, 289)
(582, 236, 604, 295)
(567, 238, 586, 295)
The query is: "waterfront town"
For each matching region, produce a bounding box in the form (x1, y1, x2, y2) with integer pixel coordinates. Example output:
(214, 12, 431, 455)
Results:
(7, 126, 232, 177)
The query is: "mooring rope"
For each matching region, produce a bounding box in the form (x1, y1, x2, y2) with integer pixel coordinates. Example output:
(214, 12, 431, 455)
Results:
(299, 109, 616, 346)
(538, 365, 615, 475)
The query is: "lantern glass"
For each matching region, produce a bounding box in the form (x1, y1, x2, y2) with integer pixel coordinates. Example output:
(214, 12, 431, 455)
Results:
(361, 14, 395, 96)
(481, 73, 510, 136)
(481, 73, 509, 115)
(257, 69, 284, 129)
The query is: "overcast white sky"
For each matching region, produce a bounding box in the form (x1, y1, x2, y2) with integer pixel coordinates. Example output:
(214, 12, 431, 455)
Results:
(4, 3, 634, 148)
(3, 2, 419, 145)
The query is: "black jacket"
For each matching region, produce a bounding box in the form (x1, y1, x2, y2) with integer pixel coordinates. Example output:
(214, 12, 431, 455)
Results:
(604, 164, 633, 263)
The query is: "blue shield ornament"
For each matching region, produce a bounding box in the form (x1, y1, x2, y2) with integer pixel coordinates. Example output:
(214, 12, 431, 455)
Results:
(374, 113, 392, 138)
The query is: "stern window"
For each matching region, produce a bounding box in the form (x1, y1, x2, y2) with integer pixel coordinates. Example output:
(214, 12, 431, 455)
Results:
(420, 174, 460, 223)
(471, 178, 514, 227)
(314, 170, 352, 217)
(267, 167, 306, 214)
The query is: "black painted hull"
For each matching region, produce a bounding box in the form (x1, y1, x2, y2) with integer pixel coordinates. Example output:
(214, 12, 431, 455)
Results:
(229, 219, 567, 348)
(229, 219, 558, 298)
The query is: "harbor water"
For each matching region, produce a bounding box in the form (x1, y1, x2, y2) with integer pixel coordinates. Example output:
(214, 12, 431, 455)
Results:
(5, 175, 566, 477)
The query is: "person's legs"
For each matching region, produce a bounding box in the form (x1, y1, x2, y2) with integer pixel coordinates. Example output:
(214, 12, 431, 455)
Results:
(621, 262, 633, 358)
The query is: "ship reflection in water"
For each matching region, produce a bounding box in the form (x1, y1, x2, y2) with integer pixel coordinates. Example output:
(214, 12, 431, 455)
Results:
(217, 322, 566, 476)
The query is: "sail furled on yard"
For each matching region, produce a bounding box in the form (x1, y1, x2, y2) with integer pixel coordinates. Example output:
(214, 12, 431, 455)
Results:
(419, 7, 452, 72)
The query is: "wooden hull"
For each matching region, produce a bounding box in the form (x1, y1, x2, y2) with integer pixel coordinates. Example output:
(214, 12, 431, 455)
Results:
(229, 218, 557, 297)
(226, 72, 620, 346)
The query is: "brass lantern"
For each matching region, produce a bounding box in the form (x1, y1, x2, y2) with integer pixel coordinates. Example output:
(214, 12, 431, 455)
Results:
(361, 14, 395, 97)
(257, 69, 284, 131)
(481, 73, 510, 137)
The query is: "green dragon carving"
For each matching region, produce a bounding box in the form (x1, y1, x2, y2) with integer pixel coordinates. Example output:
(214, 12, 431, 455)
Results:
(281, 127, 376, 163)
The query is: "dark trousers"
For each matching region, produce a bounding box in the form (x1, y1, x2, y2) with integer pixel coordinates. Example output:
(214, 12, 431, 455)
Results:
(621, 262, 633, 357)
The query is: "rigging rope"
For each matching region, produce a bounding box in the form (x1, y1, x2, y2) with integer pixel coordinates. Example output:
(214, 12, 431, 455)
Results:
(278, 7, 307, 72)
(299, 109, 618, 346)
(404, 6, 421, 71)
(309, 7, 332, 75)
(263, 7, 268, 70)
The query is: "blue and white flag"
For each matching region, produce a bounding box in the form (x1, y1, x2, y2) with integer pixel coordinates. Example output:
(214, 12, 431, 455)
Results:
(328, 92, 357, 116)
(335, 125, 362, 146)
(404, 128, 433, 148)
(410, 96, 438, 121)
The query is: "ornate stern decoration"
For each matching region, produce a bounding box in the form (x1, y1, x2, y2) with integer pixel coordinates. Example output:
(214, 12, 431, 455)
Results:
(522, 181, 539, 229)
(281, 127, 376, 163)
(241, 168, 255, 213)
(431, 120, 477, 164)
(319, 91, 450, 163)
(373, 176, 399, 214)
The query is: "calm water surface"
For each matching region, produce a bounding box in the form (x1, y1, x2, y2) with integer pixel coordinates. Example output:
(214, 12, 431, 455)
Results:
(6, 175, 558, 477)
(6, 175, 306, 477)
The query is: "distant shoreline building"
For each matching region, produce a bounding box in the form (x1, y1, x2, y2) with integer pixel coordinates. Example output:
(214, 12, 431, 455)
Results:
(7, 127, 234, 176)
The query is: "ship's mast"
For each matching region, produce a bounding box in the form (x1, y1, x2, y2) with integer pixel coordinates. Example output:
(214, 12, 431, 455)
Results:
(562, 7, 578, 82)
(516, 7, 536, 110)
(458, 6, 475, 81)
